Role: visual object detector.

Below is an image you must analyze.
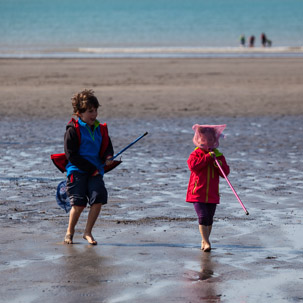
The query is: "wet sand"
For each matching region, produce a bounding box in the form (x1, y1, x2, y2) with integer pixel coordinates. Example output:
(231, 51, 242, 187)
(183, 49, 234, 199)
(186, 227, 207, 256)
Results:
(1, 58, 303, 302)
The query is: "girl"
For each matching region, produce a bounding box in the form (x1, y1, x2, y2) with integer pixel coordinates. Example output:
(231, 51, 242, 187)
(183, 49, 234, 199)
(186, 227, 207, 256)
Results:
(186, 124, 230, 252)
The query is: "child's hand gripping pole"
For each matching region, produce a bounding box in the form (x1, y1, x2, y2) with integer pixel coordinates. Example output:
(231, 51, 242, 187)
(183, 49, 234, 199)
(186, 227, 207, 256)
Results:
(213, 154, 249, 215)
(110, 132, 148, 160)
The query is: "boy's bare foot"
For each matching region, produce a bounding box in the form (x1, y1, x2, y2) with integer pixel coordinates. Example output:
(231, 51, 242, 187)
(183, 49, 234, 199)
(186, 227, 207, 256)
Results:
(64, 234, 74, 244)
(83, 233, 97, 245)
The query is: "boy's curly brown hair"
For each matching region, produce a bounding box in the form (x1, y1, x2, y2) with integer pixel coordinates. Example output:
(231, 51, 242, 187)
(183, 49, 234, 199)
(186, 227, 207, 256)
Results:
(71, 89, 100, 115)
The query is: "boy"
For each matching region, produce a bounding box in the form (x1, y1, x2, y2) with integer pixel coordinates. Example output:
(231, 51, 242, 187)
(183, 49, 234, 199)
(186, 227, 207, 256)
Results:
(64, 89, 113, 245)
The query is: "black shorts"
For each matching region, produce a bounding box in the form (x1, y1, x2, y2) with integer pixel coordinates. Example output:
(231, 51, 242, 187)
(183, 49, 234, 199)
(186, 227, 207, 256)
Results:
(66, 171, 108, 207)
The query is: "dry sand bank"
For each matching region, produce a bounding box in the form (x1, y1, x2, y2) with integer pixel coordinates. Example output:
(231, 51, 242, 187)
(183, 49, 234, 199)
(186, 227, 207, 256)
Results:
(0, 58, 302, 118)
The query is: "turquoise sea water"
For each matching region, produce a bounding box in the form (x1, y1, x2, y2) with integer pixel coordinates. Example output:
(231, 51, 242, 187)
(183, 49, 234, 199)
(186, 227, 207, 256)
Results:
(0, 0, 302, 57)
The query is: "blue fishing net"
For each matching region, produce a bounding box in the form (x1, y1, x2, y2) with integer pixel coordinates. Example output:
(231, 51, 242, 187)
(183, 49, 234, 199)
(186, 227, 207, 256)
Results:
(56, 180, 71, 213)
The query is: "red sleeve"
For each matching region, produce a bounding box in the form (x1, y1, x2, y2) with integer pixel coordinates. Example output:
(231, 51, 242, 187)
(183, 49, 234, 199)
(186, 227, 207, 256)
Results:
(187, 149, 213, 173)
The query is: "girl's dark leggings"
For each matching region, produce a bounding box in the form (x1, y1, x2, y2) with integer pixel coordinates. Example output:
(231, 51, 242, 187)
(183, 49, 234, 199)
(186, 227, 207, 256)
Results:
(193, 202, 217, 226)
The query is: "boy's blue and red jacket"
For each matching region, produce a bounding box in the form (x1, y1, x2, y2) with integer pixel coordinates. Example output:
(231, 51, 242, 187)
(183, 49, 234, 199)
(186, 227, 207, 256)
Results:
(51, 118, 113, 176)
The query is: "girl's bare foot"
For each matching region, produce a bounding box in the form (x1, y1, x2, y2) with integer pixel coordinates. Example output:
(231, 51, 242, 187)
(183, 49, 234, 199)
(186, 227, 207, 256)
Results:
(201, 240, 205, 250)
(203, 243, 211, 252)
(64, 234, 74, 244)
(83, 233, 97, 245)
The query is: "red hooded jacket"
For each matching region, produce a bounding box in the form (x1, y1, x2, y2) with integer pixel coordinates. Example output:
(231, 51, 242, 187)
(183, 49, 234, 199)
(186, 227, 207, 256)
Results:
(186, 148, 230, 204)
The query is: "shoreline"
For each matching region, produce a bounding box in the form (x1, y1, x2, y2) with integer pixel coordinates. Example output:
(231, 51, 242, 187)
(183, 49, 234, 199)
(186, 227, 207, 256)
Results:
(1, 46, 303, 59)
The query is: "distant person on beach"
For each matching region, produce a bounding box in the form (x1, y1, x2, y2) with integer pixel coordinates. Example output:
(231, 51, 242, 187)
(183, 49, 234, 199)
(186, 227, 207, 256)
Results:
(249, 35, 255, 47)
(261, 33, 267, 47)
(261, 33, 272, 47)
(63, 89, 114, 245)
(266, 39, 272, 47)
(239, 34, 246, 47)
(186, 125, 230, 252)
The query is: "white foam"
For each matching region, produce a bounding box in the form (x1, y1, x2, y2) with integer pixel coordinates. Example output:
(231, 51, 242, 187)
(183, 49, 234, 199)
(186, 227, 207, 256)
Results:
(1, 46, 303, 59)
(78, 46, 303, 54)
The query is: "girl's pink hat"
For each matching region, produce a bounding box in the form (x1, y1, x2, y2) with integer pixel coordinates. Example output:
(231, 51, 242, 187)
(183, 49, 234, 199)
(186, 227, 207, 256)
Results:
(192, 124, 226, 150)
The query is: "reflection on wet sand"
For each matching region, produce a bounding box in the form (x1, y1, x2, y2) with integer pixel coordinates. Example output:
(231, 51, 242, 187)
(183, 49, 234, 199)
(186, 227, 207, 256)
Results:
(197, 253, 221, 302)
(198, 253, 216, 282)
(184, 253, 221, 302)
(63, 245, 103, 283)
(59, 245, 112, 300)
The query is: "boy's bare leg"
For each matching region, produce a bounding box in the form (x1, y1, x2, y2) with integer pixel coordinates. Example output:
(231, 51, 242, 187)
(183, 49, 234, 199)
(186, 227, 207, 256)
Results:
(83, 203, 102, 245)
(65, 206, 84, 244)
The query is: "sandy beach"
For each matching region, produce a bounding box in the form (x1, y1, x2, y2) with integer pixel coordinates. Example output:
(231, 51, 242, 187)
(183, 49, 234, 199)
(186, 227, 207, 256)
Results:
(1, 58, 303, 303)
(1, 58, 303, 118)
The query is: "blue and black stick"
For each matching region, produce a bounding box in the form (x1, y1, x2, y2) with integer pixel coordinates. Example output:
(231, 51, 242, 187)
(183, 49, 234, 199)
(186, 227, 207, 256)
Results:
(111, 132, 148, 160)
